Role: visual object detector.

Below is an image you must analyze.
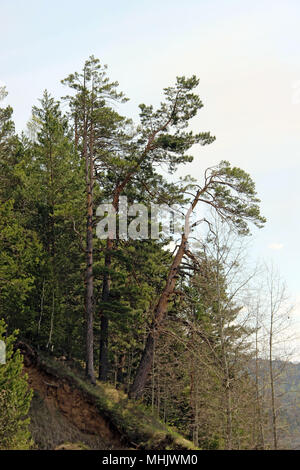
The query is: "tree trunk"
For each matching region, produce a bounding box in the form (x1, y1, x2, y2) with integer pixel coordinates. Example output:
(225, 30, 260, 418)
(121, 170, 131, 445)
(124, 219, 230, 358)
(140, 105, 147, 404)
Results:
(99, 235, 113, 380)
(85, 180, 95, 383)
(116, 353, 126, 386)
(129, 187, 204, 399)
(225, 386, 233, 450)
(84, 81, 96, 384)
(99, 190, 120, 381)
(129, 234, 187, 399)
(269, 308, 278, 449)
(254, 318, 265, 449)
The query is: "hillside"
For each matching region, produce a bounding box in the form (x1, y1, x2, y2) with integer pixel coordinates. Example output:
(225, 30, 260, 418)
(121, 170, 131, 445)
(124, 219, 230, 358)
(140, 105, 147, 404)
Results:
(19, 343, 197, 451)
(248, 359, 300, 449)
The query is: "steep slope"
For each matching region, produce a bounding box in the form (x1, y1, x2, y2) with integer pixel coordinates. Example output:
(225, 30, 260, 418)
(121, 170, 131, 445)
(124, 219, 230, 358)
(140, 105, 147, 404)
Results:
(19, 343, 197, 451)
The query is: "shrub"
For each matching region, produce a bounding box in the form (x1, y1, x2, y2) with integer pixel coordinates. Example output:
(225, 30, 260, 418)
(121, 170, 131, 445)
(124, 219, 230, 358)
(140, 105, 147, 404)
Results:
(0, 319, 33, 449)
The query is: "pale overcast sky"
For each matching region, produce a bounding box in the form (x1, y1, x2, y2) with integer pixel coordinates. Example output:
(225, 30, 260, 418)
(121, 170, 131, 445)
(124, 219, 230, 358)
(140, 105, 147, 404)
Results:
(1, 0, 300, 354)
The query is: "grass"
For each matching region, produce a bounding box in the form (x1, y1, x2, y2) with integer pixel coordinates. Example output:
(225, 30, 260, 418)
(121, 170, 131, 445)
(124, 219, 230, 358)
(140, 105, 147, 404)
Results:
(35, 353, 198, 450)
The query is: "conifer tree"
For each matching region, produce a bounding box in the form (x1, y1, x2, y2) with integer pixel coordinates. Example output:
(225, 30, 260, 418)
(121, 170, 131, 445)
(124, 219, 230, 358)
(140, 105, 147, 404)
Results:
(0, 320, 33, 450)
(62, 56, 128, 382)
(0, 90, 42, 333)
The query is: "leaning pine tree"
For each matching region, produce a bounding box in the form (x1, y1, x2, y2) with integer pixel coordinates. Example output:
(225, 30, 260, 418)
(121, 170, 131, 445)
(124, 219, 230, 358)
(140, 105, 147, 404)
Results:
(130, 161, 266, 399)
(96, 74, 215, 381)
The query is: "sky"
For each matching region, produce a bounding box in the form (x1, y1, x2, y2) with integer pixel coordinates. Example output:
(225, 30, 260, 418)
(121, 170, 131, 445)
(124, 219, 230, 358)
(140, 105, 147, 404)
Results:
(1, 0, 300, 355)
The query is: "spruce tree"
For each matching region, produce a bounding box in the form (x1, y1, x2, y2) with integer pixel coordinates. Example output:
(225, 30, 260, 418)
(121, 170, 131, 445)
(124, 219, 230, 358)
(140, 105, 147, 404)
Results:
(21, 91, 84, 352)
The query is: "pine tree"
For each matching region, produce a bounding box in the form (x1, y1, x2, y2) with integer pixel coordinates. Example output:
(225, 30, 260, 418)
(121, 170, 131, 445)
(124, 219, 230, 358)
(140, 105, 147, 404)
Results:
(130, 161, 266, 399)
(62, 56, 128, 383)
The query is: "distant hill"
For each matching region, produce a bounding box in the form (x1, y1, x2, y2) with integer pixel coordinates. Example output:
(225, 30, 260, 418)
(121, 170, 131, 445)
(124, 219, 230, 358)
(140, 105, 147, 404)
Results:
(253, 359, 300, 449)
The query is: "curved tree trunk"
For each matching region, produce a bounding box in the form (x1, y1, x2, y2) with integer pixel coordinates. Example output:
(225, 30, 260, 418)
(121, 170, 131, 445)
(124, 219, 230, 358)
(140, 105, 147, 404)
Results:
(129, 187, 204, 399)
(129, 234, 187, 399)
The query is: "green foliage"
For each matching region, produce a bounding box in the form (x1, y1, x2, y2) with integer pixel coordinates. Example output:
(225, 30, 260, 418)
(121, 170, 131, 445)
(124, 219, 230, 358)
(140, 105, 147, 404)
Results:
(0, 199, 42, 330)
(0, 58, 270, 449)
(203, 160, 267, 234)
(0, 320, 33, 449)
